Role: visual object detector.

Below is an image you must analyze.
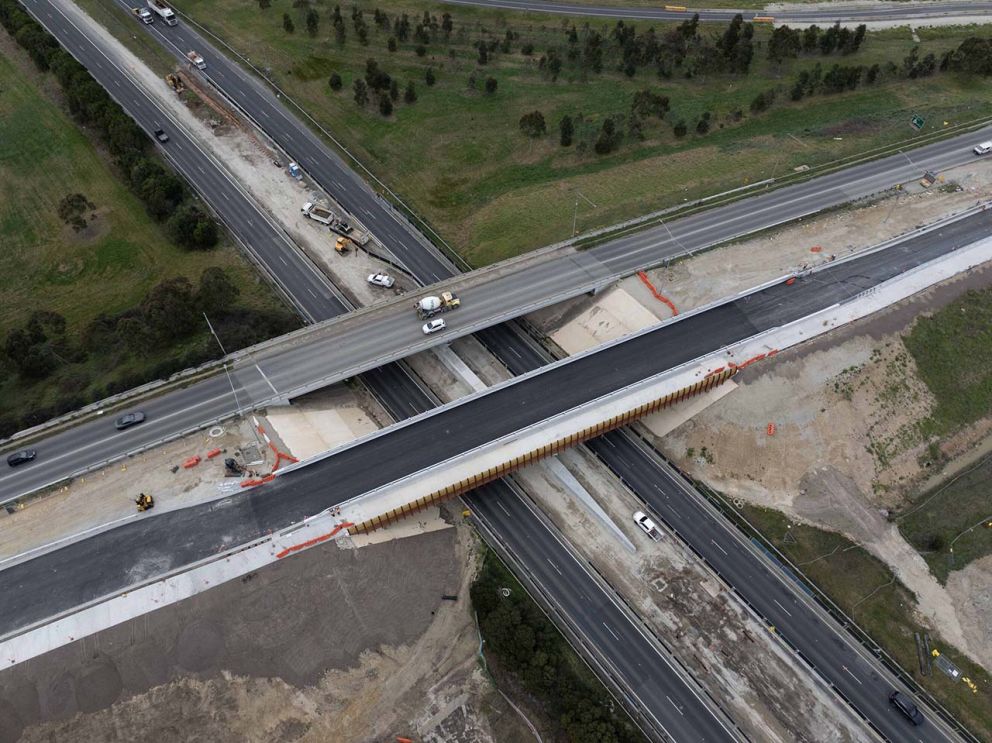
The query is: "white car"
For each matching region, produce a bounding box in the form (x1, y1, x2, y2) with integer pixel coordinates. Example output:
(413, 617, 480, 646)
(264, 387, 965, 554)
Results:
(973, 141, 992, 156)
(422, 318, 446, 335)
(633, 511, 661, 541)
(367, 272, 395, 288)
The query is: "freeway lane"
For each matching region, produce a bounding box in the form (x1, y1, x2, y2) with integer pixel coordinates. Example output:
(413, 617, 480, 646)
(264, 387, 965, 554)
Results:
(2, 206, 987, 642)
(467, 481, 736, 741)
(588, 430, 950, 743)
(440, 0, 992, 24)
(21, 0, 345, 323)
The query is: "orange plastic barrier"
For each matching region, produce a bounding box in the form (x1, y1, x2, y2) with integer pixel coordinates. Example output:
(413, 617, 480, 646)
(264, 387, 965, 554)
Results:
(809, 245, 822, 253)
(785, 277, 796, 286)
(637, 271, 679, 316)
(206, 448, 222, 459)
(753, 15, 775, 23)
(275, 522, 355, 559)
(182, 455, 201, 469)
(704, 366, 726, 378)
(767, 423, 776, 436)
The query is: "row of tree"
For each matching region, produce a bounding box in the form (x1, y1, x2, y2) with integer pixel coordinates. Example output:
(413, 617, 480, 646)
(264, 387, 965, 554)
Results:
(767, 22, 867, 64)
(471, 555, 645, 743)
(0, 0, 218, 250)
(0, 269, 298, 437)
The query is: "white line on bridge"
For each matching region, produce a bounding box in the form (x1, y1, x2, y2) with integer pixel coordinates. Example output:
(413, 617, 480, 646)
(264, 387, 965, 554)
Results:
(772, 598, 792, 618)
(602, 622, 621, 642)
(841, 666, 863, 685)
(710, 539, 728, 556)
(666, 696, 684, 716)
(546, 559, 562, 576)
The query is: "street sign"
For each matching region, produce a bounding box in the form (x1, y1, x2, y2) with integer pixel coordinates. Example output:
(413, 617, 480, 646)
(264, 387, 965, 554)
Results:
(911, 115, 925, 131)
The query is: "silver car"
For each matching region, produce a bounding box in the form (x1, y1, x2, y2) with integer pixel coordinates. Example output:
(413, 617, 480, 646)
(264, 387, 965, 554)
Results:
(422, 318, 446, 335)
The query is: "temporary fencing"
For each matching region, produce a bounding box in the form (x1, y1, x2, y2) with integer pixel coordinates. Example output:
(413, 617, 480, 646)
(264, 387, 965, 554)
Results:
(637, 271, 679, 316)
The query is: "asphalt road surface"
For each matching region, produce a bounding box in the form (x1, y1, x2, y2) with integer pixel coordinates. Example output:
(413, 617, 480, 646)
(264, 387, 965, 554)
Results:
(3, 210, 985, 740)
(440, 0, 992, 24)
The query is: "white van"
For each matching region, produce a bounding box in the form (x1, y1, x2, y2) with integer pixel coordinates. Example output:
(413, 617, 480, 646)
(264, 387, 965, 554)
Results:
(974, 141, 992, 155)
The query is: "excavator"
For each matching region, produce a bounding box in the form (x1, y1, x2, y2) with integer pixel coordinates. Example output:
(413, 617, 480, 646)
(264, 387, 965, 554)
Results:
(135, 493, 155, 512)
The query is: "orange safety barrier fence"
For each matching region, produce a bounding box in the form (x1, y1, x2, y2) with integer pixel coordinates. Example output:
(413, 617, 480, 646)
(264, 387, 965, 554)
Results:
(182, 455, 201, 469)
(275, 521, 354, 559)
(637, 272, 679, 316)
(810, 246, 822, 253)
(767, 423, 776, 436)
(206, 448, 222, 459)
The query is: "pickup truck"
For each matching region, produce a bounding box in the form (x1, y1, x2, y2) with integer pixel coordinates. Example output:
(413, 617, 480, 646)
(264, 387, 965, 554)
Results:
(186, 51, 206, 70)
(131, 6, 154, 23)
(329, 218, 369, 245)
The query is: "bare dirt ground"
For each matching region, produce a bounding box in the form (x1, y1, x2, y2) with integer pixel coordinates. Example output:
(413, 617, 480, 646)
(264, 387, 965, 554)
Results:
(1, 521, 531, 743)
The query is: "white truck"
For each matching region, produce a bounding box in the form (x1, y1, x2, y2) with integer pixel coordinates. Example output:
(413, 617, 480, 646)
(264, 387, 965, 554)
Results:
(131, 6, 154, 24)
(186, 51, 206, 70)
(416, 291, 460, 319)
(974, 141, 992, 156)
(301, 202, 334, 225)
(146, 0, 177, 25)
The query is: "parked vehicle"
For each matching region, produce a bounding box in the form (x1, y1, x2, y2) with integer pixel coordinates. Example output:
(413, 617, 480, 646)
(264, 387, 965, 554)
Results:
(415, 291, 460, 319)
(329, 218, 369, 245)
(153, 128, 169, 143)
(131, 6, 154, 23)
(301, 201, 334, 225)
(973, 141, 992, 155)
(334, 237, 351, 254)
(146, 0, 177, 25)
(186, 51, 206, 70)
(888, 691, 924, 726)
(632, 511, 662, 541)
(115, 411, 147, 430)
(422, 318, 447, 335)
(368, 273, 395, 288)
(6, 450, 37, 467)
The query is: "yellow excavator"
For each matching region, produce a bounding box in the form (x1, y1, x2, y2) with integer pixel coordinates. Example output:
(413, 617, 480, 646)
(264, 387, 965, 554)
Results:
(135, 493, 155, 512)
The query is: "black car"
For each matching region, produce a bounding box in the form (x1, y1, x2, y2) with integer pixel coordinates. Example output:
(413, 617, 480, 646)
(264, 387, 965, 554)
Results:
(6, 450, 37, 467)
(154, 128, 169, 143)
(115, 411, 147, 430)
(889, 691, 925, 726)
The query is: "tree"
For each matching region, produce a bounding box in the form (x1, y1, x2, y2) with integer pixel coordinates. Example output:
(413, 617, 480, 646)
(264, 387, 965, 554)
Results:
(197, 267, 240, 314)
(594, 117, 621, 154)
(484, 76, 497, 94)
(379, 95, 393, 116)
(559, 115, 573, 147)
(141, 277, 198, 345)
(696, 112, 711, 134)
(282, 13, 294, 33)
(802, 25, 820, 53)
(334, 15, 346, 45)
(257, 0, 270, 9)
(387, 36, 397, 52)
(768, 26, 801, 63)
(403, 80, 417, 103)
(389, 78, 399, 101)
(353, 78, 368, 105)
(521, 42, 534, 55)
(305, 8, 319, 37)
(441, 12, 452, 38)
(518, 110, 546, 138)
(672, 119, 687, 137)
(477, 42, 488, 65)
(329, 72, 343, 91)
(415, 44, 427, 57)
(167, 203, 218, 250)
(425, 67, 436, 86)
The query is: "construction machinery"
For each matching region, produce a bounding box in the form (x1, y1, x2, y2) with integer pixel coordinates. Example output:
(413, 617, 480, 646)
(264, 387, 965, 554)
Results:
(334, 236, 351, 254)
(165, 73, 186, 94)
(415, 291, 460, 319)
(135, 493, 155, 512)
(301, 201, 334, 225)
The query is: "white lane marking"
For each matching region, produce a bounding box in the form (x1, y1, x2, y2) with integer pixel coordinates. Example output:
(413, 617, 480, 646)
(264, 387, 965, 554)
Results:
(602, 622, 620, 642)
(547, 559, 562, 576)
(666, 696, 684, 715)
(279, 255, 288, 266)
(668, 506, 681, 519)
(841, 666, 863, 685)
(710, 539, 728, 556)
(254, 364, 279, 395)
(772, 598, 792, 617)
(497, 500, 510, 517)
(307, 288, 317, 298)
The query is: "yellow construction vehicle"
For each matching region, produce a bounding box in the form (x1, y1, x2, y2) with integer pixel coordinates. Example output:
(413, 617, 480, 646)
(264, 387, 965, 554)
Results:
(334, 236, 351, 254)
(165, 73, 186, 94)
(135, 493, 155, 512)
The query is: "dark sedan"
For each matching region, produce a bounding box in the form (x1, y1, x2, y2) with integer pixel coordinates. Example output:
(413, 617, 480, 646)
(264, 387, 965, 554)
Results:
(114, 411, 147, 430)
(6, 450, 36, 467)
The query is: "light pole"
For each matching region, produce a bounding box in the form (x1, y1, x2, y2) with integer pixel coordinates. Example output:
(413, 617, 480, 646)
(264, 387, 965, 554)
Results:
(204, 312, 245, 420)
(571, 189, 597, 236)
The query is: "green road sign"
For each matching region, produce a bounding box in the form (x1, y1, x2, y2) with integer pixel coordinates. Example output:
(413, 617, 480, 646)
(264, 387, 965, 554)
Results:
(911, 115, 925, 130)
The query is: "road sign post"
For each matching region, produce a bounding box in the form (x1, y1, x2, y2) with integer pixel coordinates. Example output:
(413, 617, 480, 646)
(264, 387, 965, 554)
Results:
(911, 115, 925, 131)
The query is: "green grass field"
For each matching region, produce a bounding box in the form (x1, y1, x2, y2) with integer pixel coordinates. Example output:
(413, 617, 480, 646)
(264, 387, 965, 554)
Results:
(742, 504, 992, 739)
(898, 454, 992, 584)
(0, 43, 290, 427)
(151, 0, 992, 264)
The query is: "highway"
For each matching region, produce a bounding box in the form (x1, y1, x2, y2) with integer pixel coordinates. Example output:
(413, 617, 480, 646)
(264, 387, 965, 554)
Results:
(440, 0, 992, 24)
(3, 115, 989, 499)
(2, 2, 979, 739)
(3, 209, 986, 740)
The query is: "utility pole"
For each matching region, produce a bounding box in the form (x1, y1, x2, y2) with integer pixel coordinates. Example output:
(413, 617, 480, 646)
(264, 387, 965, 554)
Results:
(571, 189, 597, 236)
(204, 312, 244, 419)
